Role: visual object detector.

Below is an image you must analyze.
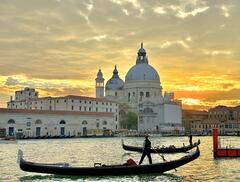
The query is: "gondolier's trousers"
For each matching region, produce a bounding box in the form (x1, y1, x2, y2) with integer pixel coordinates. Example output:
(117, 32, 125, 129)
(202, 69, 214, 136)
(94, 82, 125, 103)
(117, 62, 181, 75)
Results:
(139, 151, 152, 164)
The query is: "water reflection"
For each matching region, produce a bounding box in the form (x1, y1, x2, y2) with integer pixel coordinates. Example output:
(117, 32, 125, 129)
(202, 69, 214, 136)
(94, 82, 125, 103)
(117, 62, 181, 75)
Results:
(19, 173, 181, 182)
(0, 136, 240, 181)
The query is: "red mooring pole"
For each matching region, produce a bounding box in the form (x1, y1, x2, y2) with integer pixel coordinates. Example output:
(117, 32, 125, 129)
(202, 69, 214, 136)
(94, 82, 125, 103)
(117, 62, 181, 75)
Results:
(212, 128, 218, 158)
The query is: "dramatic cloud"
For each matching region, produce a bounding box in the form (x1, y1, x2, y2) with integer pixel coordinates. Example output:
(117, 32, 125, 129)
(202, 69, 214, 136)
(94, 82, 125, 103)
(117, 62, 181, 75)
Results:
(0, 0, 240, 109)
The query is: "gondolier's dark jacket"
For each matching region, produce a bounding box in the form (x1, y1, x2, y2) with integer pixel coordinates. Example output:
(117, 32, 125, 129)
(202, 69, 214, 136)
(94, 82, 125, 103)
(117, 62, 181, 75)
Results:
(143, 138, 151, 152)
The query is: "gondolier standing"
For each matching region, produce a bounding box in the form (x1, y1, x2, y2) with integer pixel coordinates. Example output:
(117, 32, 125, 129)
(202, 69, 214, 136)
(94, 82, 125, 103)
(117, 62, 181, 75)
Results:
(139, 135, 152, 164)
(189, 134, 193, 146)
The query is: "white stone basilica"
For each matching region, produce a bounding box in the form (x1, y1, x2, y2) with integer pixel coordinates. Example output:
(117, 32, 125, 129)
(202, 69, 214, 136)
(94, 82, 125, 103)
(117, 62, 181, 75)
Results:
(95, 43, 183, 134)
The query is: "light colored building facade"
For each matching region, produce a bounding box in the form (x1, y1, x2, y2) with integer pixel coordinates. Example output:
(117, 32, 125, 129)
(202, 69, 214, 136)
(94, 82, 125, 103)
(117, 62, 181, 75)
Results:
(0, 108, 115, 137)
(5, 88, 118, 137)
(96, 43, 183, 134)
(5, 43, 182, 135)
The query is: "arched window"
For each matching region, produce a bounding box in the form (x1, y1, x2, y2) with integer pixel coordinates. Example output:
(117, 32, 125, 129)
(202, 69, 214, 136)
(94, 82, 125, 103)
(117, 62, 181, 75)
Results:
(103, 121, 107, 125)
(35, 119, 42, 124)
(82, 120, 88, 125)
(143, 107, 153, 113)
(146, 92, 150, 97)
(128, 93, 131, 102)
(59, 120, 66, 124)
(8, 119, 15, 124)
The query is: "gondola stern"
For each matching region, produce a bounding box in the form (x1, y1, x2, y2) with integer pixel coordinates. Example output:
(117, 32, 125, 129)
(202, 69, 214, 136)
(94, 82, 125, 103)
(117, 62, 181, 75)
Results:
(17, 149, 23, 164)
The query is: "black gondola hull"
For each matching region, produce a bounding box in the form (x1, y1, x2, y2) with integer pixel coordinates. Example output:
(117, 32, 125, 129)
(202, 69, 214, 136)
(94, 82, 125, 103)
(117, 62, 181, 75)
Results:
(122, 139, 200, 153)
(19, 147, 200, 176)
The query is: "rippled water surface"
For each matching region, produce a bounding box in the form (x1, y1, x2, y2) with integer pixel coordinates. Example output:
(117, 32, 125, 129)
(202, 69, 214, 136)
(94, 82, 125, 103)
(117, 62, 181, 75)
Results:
(0, 136, 240, 182)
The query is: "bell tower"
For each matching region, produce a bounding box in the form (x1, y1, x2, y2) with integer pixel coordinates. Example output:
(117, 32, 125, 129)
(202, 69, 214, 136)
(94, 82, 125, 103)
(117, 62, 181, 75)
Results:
(95, 69, 105, 98)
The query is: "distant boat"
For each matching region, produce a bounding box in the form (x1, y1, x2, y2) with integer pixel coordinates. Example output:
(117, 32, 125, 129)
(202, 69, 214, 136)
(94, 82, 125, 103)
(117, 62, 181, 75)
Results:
(18, 147, 200, 176)
(122, 139, 200, 153)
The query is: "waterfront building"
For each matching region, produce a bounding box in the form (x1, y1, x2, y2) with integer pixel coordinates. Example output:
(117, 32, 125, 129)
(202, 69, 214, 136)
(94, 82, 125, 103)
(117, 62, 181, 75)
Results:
(182, 110, 208, 134)
(4, 43, 182, 136)
(4, 89, 118, 137)
(97, 43, 183, 134)
(189, 106, 240, 135)
(0, 108, 115, 138)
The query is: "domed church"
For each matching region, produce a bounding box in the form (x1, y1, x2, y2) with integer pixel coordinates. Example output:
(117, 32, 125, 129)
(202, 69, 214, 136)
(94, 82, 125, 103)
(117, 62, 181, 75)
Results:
(95, 43, 183, 134)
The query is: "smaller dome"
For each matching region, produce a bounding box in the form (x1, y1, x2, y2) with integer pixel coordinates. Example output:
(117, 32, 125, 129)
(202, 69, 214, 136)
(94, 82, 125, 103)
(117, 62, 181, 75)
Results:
(106, 66, 124, 90)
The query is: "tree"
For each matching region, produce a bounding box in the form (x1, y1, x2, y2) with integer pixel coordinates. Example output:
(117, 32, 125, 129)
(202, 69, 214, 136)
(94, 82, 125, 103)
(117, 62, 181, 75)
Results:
(120, 112, 138, 130)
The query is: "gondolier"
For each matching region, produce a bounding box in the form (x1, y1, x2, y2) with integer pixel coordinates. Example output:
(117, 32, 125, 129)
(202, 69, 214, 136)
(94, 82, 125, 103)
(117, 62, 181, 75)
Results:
(139, 135, 152, 164)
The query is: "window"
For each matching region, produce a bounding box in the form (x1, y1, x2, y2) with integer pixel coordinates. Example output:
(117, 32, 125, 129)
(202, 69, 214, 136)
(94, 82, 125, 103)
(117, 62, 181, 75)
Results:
(84, 107, 86, 111)
(115, 92, 117, 96)
(128, 93, 131, 102)
(80, 100, 82, 103)
(82, 120, 87, 125)
(72, 106, 74, 110)
(96, 102, 98, 104)
(72, 99, 74, 103)
(56, 100, 59, 103)
(59, 120, 66, 124)
(84, 101, 87, 104)
(96, 107, 98, 112)
(96, 123, 99, 128)
(64, 100, 66, 102)
(106, 108, 108, 112)
(79, 106, 81, 111)
(89, 107, 91, 111)
(110, 108, 112, 112)
(8, 119, 15, 124)
(89, 101, 91, 104)
(103, 121, 107, 125)
(146, 92, 150, 97)
(35, 119, 42, 124)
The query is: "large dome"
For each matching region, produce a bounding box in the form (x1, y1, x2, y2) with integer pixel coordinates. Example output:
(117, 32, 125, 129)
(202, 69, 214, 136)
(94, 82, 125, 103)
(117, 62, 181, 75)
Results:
(125, 43, 160, 82)
(125, 63, 160, 82)
(106, 66, 124, 90)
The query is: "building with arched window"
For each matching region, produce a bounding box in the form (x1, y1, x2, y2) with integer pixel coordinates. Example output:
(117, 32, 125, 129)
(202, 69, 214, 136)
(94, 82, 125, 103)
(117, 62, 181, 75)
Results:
(96, 43, 182, 134)
(0, 108, 115, 138)
(5, 43, 182, 135)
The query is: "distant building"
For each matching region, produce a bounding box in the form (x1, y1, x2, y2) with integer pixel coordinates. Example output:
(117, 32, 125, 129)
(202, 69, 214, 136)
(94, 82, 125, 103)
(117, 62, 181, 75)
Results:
(3, 87, 118, 138)
(0, 108, 115, 138)
(182, 110, 208, 134)
(96, 43, 183, 134)
(3, 43, 182, 136)
(187, 106, 240, 135)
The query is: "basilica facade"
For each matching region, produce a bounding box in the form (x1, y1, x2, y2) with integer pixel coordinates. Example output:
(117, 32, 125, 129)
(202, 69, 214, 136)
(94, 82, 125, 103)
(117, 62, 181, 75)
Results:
(95, 43, 183, 134)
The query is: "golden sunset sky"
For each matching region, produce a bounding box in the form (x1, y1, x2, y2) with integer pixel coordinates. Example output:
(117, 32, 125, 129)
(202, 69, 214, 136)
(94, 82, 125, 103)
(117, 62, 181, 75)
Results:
(0, 0, 240, 110)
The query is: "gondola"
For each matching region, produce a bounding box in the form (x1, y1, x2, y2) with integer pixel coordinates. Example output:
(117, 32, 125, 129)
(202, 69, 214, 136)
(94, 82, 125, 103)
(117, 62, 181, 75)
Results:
(18, 147, 200, 176)
(122, 139, 200, 154)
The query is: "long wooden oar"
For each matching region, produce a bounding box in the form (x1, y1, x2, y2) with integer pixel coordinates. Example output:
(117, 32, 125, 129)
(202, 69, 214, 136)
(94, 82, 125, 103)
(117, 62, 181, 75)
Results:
(152, 147, 177, 172)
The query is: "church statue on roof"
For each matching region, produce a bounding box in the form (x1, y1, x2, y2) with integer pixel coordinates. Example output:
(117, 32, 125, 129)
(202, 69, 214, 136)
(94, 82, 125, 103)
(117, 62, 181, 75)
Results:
(95, 43, 183, 134)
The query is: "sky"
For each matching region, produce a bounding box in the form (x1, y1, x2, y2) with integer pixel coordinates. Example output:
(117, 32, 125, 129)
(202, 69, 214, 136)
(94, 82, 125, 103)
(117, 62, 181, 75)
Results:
(0, 0, 240, 110)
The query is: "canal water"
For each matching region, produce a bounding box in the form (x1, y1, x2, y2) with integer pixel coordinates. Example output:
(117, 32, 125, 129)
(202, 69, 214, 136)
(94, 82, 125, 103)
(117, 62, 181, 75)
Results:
(0, 136, 239, 182)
